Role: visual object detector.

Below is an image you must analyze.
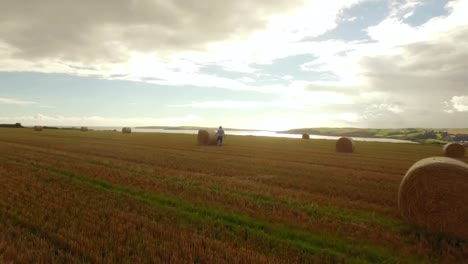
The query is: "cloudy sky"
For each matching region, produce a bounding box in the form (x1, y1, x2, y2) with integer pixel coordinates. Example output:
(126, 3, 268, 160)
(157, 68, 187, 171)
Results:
(0, 0, 467, 130)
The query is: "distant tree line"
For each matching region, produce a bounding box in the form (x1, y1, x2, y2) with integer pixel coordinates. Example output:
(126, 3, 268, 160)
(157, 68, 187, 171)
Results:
(454, 134, 468, 142)
(413, 130, 448, 139)
(0, 123, 23, 128)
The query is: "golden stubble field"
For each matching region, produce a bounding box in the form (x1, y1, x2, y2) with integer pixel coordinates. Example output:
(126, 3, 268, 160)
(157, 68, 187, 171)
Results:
(0, 128, 467, 263)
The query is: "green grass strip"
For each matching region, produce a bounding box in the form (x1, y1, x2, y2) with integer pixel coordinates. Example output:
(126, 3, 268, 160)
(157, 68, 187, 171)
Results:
(5, 145, 403, 230)
(1, 155, 419, 264)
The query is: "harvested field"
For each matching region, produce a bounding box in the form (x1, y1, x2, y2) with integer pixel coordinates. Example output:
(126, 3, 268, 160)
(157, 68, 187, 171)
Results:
(0, 128, 467, 263)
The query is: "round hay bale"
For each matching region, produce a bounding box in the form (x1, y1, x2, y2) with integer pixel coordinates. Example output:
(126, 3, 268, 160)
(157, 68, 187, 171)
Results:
(122, 127, 132, 134)
(336, 137, 355, 153)
(443, 142, 465, 158)
(34, 126, 43, 131)
(398, 157, 468, 239)
(302, 134, 310, 139)
(197, 129, 217, 145)
(80, 126, 89, 132)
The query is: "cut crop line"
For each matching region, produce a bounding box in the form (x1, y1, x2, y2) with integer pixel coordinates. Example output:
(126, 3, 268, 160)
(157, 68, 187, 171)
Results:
(0, 208, 91, 260)
(0, 140, 404, 176)
(0, 148, 403, 230)
(1, 155, 404, 264)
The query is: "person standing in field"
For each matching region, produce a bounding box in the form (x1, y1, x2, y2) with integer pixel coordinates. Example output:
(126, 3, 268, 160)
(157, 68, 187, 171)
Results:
(216, 126, 225, 146)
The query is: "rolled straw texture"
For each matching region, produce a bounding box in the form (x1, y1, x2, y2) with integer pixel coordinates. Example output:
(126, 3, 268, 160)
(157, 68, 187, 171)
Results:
(197, 129, 217, 145)
(335, 137, 355, 153)
(443, 142, 465, 158)
(398, 157, 468, 239)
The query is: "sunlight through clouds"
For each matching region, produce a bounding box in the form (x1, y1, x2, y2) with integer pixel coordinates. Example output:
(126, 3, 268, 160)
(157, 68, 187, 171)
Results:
(1, 0, 468, 128)
(450, 96, 468, 112)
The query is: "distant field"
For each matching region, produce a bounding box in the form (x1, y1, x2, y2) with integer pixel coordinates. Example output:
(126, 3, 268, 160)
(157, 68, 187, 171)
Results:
(0, 128, 467, 263)
(287, 127, 468, 145)
(443, 128, 468, 134)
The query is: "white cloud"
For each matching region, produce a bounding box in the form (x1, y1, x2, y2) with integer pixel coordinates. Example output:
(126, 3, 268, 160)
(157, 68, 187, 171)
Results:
(170, 100, 294, 109)
(0, 114, 202, 127)
(1, 0, 468, 129)
(38, 105, 56, 109)
(170, 99, 321, 110)
(298, 0, 468, 89)
(0, 0, 366, 94)
(368, 0, 468, 46)
(288, 0, 468, 127)
(0, 0, 307, 61)
(337, 112, 360, 123)
(387, 104, 404, 114)
(450, 96, 468, 112)
(403, 11, 414, 19)
(0, 97, 37, 105)
(170, 89, 354, 110)
(389, 0, 423, 19)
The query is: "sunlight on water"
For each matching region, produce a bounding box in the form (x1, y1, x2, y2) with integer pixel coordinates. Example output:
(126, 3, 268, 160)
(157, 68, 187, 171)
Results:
(115, 128, 417, 144)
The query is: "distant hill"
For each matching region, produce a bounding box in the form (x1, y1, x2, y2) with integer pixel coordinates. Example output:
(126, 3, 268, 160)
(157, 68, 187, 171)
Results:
(4, 123, 465, 145)
(283, 127, 468, 144)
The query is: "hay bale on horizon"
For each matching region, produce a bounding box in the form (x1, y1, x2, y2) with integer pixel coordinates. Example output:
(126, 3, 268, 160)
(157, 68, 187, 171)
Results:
(336, 137, 355, 153)
(398, 157, 468, 239)
(197, 129, 217, 145)
(443, 142, 465, 158)
(81, 126, 89, 132)
(122, 127, 132, 134)
(34, 126, 43, 131)
(302, 134, 310, 139)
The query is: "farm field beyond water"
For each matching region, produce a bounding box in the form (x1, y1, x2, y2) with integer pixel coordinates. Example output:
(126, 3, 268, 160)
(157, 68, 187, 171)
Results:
(0, 128, 467, 263)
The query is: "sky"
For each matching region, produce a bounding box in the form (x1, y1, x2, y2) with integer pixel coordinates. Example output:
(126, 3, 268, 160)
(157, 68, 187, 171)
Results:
(0, 0, 467, 131)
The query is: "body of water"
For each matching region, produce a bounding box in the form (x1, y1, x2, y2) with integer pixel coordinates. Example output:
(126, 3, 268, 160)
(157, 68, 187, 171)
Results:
(89, 127, 417, 144)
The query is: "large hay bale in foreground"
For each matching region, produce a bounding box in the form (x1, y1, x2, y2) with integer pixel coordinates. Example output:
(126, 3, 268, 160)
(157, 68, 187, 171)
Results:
(34, 126, 43, 131)
(197, 129, 217, 145)
(399, 157, 468, 239)
(336, 137, 355, 153)
(302, 134, 310, 139)
(81, 126, 89, 132)
(122, 127, 132, 134)
(443, 142, 465, 158)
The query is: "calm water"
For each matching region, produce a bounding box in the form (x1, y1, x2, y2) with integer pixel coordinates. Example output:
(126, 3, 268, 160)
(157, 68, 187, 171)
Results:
(90, 127, 417, 144)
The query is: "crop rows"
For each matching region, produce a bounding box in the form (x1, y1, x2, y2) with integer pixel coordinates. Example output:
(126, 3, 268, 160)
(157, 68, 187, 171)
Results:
(0, 128, 467, 263)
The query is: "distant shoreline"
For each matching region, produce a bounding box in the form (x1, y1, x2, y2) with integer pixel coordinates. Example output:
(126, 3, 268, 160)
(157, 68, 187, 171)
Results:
(2, 124, 467, 145)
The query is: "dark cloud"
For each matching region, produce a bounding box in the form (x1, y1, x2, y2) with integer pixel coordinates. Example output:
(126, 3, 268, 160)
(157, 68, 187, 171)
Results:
(355, 26, 468, 127)
(301, 23, 468, 128)
(0, 0, 306, 63)
(67, 64, 97, 71)
(140, 76, 165, 81)
(362, 26, 468, 93)
(109, 74, 129, 78)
